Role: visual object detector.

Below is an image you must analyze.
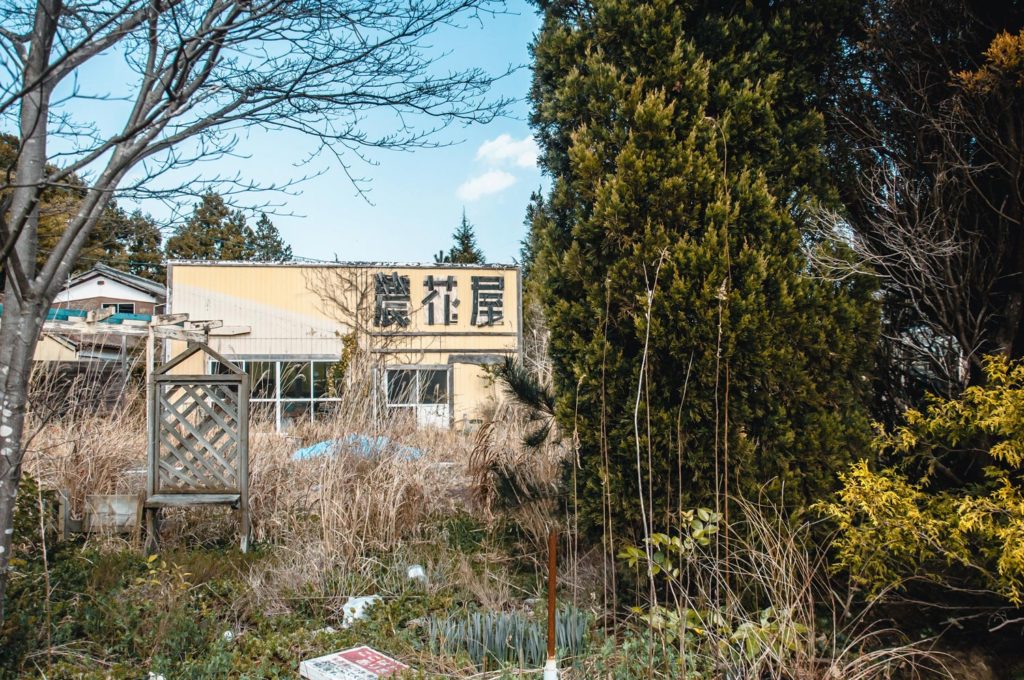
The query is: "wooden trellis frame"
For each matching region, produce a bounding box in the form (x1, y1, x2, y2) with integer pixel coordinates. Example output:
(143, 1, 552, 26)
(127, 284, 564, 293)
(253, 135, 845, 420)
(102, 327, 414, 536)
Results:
(144, 342, 250, 553)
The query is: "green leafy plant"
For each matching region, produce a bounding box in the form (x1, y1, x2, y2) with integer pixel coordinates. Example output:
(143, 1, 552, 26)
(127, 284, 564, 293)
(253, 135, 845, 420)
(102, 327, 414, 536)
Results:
(426, 606, 589, 671)
(619, 507, 722, 578)
(822, 355, 1024, 607)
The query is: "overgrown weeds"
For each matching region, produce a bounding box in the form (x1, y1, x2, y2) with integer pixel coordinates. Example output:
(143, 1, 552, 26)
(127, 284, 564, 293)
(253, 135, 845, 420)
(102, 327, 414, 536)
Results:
(4, 365, 973, 678)
(614, 496, 954, 679)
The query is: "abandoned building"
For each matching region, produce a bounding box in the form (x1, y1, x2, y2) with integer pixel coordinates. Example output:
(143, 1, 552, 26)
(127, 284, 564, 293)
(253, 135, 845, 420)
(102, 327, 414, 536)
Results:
(166, 261, 522, 431)
(32, 263, 164, 362)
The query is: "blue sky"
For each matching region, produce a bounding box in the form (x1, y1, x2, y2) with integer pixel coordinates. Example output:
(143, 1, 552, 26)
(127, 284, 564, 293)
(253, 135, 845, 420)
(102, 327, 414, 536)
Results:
(9, 1, 544, 266)
(189, 2, 545, 266)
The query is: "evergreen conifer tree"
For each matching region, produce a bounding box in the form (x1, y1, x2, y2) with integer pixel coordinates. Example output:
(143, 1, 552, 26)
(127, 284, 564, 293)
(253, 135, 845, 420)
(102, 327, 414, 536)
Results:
(165, 192, 261, 261)
(104, 208, 164, 282)
(446, 210, 485, 264)
(529, 0, 877, 543)
(251, 213, 293, 262)
(2, 135, 165, 280)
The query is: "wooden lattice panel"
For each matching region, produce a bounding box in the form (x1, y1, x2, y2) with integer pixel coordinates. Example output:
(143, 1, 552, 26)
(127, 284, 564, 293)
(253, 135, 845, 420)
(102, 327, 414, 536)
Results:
(156, 381, 241, 492)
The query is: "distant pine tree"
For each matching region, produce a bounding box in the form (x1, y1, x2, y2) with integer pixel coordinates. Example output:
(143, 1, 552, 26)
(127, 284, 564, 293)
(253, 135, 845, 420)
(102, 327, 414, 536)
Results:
(165, 193, 292, 262)
(251, 213, 293, 262)
(105, 208, 164, 282)
(446, 211, 485, 264)
(2, 135, 164, 277)
(165, 192, 232, 260)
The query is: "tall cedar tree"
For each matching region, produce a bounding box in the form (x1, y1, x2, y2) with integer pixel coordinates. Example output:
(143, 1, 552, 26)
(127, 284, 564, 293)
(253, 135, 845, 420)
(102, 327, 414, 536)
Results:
(165, 192, 256, 261)
(528, 0, 878, 544)
(447, 211, 485, 264)
(2, 134, 163, 282)
(101, 208, 164, 282)
(251, 213, 293, 262)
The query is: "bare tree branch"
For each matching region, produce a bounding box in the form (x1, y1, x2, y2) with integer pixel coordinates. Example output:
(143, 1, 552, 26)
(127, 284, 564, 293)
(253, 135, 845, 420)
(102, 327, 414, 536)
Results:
(0, 0, 509, 622)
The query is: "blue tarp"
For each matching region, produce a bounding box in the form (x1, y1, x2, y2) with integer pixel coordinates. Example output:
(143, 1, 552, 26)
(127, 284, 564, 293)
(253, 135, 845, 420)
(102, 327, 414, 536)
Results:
(0, 303, 152, 324)
(292, 434, 423, 462)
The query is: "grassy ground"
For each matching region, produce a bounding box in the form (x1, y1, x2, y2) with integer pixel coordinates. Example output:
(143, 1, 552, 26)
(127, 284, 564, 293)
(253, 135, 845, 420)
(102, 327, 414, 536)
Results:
(0, 370, 984, 678)
(2, 509, 567, 678)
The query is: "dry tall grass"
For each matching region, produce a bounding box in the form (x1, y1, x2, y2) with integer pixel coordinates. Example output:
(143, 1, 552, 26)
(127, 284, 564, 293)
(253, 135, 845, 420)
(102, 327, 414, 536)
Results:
(17, 358, 953, 678)
(615, 494, 955, 680)
(23, 369, 482, 552)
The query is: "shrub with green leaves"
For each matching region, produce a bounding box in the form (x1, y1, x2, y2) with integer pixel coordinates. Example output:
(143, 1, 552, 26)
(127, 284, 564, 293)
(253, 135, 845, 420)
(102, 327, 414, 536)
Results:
(821, 355, 1024, 606)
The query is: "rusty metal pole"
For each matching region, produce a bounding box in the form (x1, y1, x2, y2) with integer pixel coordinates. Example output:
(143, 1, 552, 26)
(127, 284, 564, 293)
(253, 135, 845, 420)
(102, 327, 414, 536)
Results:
(544, 527, 559, 679)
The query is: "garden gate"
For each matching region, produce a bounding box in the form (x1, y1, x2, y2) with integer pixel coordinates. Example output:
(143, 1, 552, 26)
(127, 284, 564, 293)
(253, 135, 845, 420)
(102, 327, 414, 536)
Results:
(144, 342, 250, 553)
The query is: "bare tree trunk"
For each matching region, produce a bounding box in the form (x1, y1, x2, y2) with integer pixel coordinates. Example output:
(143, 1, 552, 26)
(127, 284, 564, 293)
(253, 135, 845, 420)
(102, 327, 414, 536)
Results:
(0, 0, 506, 626)
(0, 0, 59, 624)
(0, 294, 45, 623)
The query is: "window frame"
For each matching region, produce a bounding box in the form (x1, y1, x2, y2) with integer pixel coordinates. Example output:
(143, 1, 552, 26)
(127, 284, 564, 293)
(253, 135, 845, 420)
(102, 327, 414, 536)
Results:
(383, 365, 451, 411)
(207, 358, 344, 431)
(101, 302, 136, 314)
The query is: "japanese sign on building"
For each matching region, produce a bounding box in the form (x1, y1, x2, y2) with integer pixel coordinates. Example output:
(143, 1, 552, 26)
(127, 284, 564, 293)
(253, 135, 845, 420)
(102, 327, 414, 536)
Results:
(299, 645, 409, 680)
(471, 275, 504, 326)
(373, 272, 411, 328)
(422, 274, 459, 325)
(374, 269, 509, 329)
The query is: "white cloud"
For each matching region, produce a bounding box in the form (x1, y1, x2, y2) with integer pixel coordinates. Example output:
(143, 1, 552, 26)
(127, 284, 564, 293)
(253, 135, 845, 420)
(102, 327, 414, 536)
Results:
(475, 133, 539, 169)
(456, 170, 516, 202)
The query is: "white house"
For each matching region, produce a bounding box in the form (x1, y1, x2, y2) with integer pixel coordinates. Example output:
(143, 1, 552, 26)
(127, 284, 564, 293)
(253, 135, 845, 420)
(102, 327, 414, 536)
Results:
(54, 263, 166, 315)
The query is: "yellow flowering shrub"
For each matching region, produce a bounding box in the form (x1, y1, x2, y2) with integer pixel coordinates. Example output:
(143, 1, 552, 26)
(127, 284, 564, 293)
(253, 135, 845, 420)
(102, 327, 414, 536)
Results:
(821, 356, 1024, 605)
(957, 29, 1024, 94)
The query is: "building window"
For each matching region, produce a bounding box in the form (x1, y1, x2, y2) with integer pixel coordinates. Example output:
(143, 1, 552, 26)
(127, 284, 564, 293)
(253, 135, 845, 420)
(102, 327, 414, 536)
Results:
(102, 302, 135, 314)
(208, 358, 342, 430)
(384, 367, 450, 428)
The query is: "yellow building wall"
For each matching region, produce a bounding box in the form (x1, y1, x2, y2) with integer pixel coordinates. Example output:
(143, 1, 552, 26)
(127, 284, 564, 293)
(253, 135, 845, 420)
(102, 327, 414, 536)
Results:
(35, 334, 79, 361)
(167, 263, 521, 426)
(452, 361, 496, 427)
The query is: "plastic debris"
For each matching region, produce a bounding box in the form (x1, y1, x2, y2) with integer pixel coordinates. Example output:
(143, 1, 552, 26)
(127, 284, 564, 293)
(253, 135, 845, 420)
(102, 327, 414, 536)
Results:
(340, 594, 381, 628)
(292, 434, 422, 462)
(406, 564, 426, 583)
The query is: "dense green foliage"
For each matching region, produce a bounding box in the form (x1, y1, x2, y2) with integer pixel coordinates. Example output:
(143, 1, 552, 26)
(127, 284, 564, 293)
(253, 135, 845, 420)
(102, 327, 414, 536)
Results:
(822, 355, 1024, 607)
(527, 0, 878, 543)
(165, 193, 292, 262)
(437, 211, 485, 264)
(1, 134, 164, 282)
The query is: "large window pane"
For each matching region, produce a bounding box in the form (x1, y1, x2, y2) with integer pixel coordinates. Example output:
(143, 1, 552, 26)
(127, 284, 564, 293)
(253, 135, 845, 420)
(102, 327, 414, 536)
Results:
(282, 400, 311, 424)
(247, 361, 276, 399)
(312, 361, 331, 398)
(386, 369, 416, 405)
(281, 361, 311, 400)
(419, 369, 448, 405)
